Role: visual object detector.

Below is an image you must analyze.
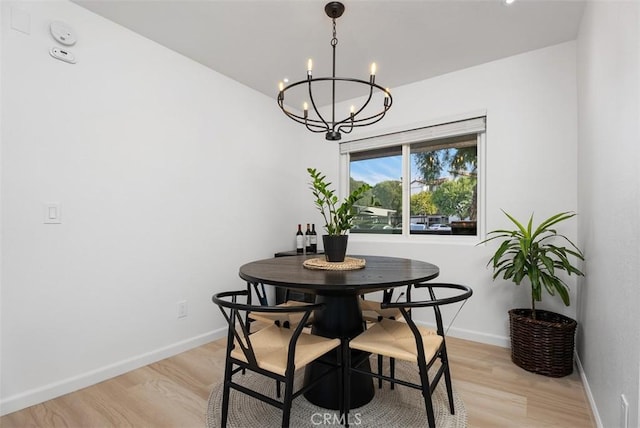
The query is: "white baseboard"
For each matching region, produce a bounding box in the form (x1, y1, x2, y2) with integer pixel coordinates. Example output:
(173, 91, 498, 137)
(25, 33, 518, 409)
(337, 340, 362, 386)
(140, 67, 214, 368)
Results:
(0, 328, 227, 417)
(416, 320, 510, 348)
(575, 352, 603, 428)
(446, 325, 510, 348)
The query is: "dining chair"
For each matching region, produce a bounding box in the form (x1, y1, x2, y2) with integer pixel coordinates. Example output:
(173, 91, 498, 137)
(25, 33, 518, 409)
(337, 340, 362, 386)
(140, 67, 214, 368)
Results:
(212, 289, 343, 428)
(345, 283, 473, 428)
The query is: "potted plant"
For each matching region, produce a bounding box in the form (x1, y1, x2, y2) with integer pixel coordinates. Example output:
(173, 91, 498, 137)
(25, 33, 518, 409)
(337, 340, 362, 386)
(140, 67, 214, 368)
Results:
(479, 210, 585, 377)
(308, 167, 370, 262)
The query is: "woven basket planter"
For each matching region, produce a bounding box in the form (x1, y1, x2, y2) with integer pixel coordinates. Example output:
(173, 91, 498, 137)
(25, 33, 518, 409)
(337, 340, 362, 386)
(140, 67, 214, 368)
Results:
(509, 309, 577, 377)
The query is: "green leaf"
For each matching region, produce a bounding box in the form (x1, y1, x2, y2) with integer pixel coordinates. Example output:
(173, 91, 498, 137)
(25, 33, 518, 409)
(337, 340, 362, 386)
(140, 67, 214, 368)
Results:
(540, 272, 556, 295)
(502, 210, 529, 237)
(531, 212, 576, 241)
(556, 280, 571, 305)
(539, 253, 555, 276)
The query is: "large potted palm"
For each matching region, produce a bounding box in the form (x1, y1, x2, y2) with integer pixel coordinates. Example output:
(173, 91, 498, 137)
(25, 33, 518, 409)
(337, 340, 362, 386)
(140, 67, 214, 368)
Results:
(480, 211, 584, 377)
(308, 168, 370, 262)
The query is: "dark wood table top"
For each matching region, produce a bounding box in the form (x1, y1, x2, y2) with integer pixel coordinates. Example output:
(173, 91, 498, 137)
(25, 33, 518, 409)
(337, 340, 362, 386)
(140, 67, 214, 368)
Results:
(239, 254, 439, 296)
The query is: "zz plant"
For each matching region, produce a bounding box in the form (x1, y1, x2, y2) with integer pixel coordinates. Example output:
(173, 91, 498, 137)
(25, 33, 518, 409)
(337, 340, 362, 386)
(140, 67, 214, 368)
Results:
(308, 167, 370, 235)
(480, 211, 585, 319)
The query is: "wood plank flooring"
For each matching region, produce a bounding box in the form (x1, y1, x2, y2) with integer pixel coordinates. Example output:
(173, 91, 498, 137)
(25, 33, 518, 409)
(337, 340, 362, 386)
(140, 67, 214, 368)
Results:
(1, 337, 595, 427)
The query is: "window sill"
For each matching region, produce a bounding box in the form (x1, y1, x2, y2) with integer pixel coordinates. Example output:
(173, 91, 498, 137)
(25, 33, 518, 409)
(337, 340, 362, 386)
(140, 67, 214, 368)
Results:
(347, 232, 482, 246)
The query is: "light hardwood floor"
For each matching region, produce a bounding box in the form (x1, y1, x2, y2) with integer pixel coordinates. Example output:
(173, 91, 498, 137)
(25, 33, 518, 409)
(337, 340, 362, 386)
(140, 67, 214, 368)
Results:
(1, 336, 595, 428)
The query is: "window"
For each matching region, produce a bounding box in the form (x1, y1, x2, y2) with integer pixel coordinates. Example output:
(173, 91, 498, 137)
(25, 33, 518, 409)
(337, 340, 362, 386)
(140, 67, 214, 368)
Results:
(350, 147, 403, 234)
(340, 115, 485, 237)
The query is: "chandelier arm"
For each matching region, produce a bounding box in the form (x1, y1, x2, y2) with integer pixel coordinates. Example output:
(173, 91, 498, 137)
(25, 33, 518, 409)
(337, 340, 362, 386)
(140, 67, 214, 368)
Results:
(278, 84, 329, 130)
(346, 110, 385, 126)
(336, 121, 354, 135)
(285, 113, 332, 132)
(352, 106, 389, 124)
(337, 104, 392, 133)
(305, 123, 330, 134)
(306, 80, 330, 130)
(337, 108, 387, 134)
(279, 105, 331, 131)
(349, 110, 388, 127)
(331, 83, 374, 132)
(351, 81, 375, 118)
(281, 108, 333, 129)
(337, 125, 355, 135)
(335, 114, 355, 134)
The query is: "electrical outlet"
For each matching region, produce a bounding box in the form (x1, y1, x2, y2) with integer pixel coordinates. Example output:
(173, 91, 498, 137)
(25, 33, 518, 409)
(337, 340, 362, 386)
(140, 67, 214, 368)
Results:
(177, 300, 188, 319)
(620, 394, 629, 428)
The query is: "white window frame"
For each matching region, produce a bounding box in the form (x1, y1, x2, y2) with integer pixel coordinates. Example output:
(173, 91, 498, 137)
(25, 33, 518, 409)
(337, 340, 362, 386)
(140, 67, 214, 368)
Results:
(339, 112, 487, 244)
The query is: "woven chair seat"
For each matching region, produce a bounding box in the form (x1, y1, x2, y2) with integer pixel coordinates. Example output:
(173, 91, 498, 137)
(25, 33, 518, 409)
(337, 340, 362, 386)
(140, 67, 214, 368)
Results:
(231, 324, 340, 376)
(350, 318, 441, 363)
(249, 300, 314, 327)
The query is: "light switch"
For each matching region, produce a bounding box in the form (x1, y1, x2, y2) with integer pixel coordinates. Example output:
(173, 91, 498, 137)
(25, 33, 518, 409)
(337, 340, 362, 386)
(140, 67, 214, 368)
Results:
(43, 203, 61, 224)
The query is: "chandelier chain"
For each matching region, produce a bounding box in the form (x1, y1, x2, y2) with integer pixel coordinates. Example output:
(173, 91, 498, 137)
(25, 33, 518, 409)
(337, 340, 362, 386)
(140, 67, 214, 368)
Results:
(331, 19, 338, 47)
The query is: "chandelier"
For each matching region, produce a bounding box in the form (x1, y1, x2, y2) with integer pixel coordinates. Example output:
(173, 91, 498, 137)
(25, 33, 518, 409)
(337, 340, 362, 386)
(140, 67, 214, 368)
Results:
(277, 1, 393, 141)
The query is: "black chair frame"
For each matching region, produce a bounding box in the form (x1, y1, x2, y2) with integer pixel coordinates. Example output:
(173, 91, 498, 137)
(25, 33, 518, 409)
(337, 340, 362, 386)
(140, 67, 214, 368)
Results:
(213, 290, 343, 428)
(361, 284, 413, 389)
(345, 283, 472, 428)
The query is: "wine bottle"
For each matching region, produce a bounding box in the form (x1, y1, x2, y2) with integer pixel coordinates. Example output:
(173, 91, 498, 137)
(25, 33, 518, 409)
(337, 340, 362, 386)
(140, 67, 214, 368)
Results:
(310, 224, 317, 253)
(305, 223, 311, 253)
(296, 224, 304, 254)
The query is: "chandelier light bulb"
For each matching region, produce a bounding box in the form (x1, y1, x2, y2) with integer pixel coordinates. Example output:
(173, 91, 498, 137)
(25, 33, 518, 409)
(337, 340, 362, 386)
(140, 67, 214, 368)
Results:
(370, 62, 377, 76)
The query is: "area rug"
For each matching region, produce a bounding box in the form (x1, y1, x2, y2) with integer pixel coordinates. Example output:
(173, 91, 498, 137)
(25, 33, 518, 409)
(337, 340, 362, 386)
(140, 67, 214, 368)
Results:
(206, 359, 467, 427)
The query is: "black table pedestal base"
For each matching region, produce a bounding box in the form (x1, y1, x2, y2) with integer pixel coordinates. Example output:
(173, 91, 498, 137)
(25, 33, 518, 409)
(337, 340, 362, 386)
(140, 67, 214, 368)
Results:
(303, 294, 374, 409)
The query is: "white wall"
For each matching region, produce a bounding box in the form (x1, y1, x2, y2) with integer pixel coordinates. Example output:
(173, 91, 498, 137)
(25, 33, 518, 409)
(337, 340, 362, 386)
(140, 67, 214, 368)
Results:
(576, 2, 640, 427)
(0, 0, 332, 414)
(332, 42, 580, 346)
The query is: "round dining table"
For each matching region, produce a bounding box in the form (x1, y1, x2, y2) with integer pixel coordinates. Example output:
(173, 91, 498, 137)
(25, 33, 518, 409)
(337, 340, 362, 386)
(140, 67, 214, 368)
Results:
(238, 254, 440, 410)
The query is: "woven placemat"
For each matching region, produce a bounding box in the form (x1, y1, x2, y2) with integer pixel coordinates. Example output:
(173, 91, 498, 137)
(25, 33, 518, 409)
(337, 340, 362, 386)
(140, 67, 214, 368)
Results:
(302, 257, 366, 271)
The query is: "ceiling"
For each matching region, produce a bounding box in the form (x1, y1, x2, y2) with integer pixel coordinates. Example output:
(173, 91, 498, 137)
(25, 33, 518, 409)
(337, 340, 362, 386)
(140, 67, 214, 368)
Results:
(72, 0, 585, 106)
